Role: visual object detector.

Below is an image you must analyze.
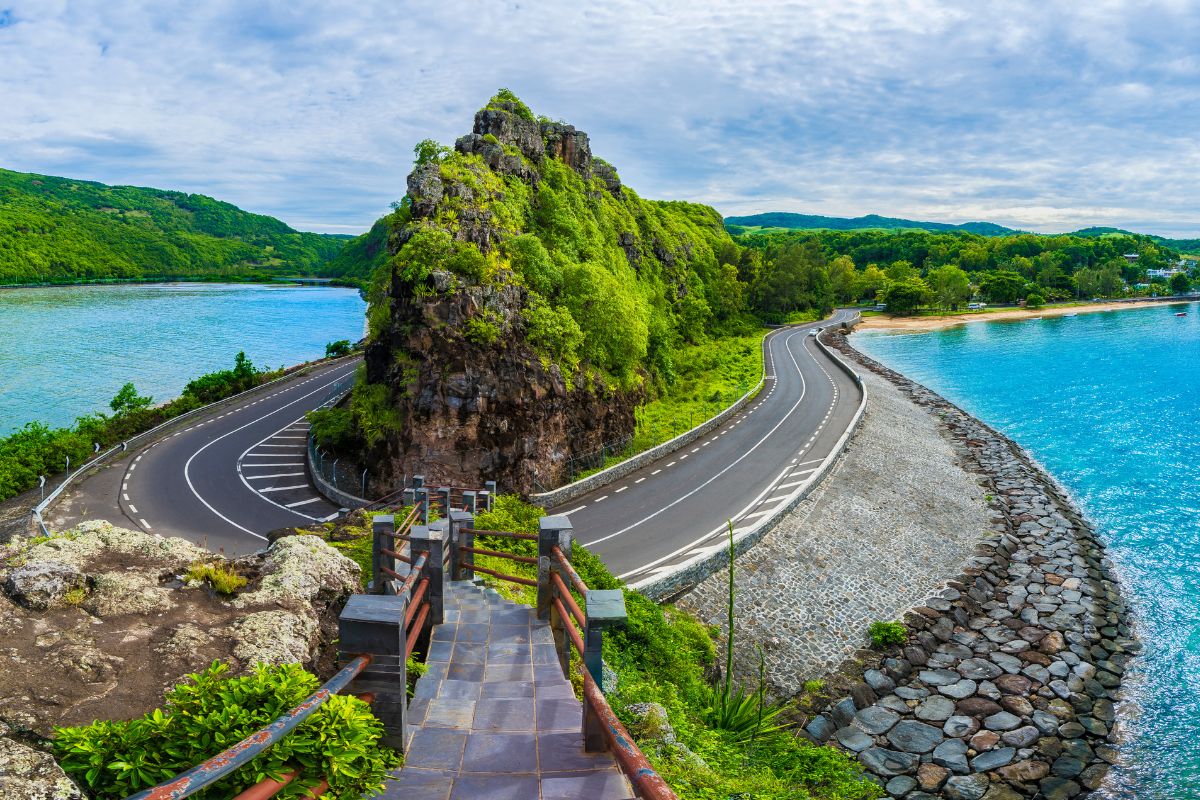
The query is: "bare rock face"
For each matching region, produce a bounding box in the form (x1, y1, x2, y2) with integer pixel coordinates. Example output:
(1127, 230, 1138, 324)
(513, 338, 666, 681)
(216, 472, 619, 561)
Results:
(234, 534, 360, 613)
(0, 737, 85, 800)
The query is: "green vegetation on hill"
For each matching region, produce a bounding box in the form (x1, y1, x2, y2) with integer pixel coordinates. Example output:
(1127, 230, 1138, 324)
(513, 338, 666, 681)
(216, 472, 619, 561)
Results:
(736, 227, 1191, 314)
(725, 212, 1018, 237)
(0, 167, 348, 284)
(323, 216, 391, 282)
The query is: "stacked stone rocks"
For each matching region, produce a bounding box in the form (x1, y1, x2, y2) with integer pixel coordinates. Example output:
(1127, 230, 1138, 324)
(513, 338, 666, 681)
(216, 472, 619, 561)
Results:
(803, 331, 1137, 800)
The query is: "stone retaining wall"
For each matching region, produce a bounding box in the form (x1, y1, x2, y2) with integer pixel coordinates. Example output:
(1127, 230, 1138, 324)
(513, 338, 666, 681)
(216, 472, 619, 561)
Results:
(800, 331, 1136, 800)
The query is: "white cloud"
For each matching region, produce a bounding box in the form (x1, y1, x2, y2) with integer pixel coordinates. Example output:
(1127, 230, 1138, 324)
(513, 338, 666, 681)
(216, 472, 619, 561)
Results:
(1, 1, 1199, 236)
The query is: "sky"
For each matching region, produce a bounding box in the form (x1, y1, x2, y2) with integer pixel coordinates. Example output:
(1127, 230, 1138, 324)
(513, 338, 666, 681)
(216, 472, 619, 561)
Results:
(4, 1, 1200, 237)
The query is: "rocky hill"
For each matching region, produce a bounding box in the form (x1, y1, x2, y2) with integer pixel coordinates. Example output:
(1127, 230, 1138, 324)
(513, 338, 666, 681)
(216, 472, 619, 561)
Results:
(353, 91, 741, 493)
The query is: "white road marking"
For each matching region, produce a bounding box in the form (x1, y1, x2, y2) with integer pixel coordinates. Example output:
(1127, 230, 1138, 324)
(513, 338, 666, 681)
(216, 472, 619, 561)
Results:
(285, 497, 322, 508)
(245, 472, 306, 479)
(586, 326, 810, 548)
(259, 484, 311, 493)
(123, 493, 129, 501)
(635, 477, 645, 484)
(595, 495, 609, 502)
(241, 462, 305, 466)
(564, 505, 587, 515)
(615, 486, 628, 493)
(129, 504, 138, 514)
(140, 519, 151, 529)
(651, 469, 662, 475)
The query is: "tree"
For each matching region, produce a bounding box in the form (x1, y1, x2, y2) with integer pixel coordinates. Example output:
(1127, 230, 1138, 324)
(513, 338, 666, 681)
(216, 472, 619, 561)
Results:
(885, 260, 916, 282)
(325, 340, 353, 358)
(109, 383, 152, 417)
(1025, 292, 1045, 309)
(926, 265, 972, 310)
(710, 263, 746, 319)
(881, 277, 931, 316)
(855, 264, 887, 300)
(1170, 271, 1191, 295)
(977, 270, 1027, 304)
(828, 255, 858, 304)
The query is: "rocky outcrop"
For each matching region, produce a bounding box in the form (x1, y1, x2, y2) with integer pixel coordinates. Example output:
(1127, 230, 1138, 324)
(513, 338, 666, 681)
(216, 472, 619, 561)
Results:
(0, 522, 361, 736)
(0, 734, 84, 800)
(793, 332, 1135, 800)
(364, 97, 643, 494)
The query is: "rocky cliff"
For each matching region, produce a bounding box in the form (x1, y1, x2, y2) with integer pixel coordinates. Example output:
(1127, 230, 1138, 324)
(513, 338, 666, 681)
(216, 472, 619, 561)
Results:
(359, 91, 738, 493)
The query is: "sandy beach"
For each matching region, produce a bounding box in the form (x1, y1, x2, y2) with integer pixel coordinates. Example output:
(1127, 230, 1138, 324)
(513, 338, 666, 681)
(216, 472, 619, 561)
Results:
(857, 298, 1187, 331)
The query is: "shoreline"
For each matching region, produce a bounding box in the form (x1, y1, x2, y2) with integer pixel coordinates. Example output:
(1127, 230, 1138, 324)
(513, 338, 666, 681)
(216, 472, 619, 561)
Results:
(0, 275, 358, 291)
(806, 328, 1136, 799)
(858, 297, 1193, 332)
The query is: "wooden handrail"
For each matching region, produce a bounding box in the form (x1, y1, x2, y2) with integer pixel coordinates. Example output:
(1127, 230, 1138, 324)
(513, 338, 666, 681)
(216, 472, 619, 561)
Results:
(380, 547, 412, 565)
(551, 544, 588, 596)
(551, 572, 587, 630)
(470, 564, 538, 588)
(459, 545, 538, 565)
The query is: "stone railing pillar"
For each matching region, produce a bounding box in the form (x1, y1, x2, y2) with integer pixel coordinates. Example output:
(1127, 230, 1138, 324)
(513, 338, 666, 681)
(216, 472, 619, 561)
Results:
(582, 589, 627, 752)
(339, 594, 407, 750)
(538, 515, 574, 678)
(484, 480, 497, 509)
(370, 514, 395, 594)
(462, 490, 477, 515)
(411, 523, 447, 626)
(448, 510, 474, 582)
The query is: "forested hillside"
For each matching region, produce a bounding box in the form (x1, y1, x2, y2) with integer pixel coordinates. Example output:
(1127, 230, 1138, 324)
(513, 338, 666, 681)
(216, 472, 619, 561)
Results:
(725, 211, 1017, 236)
(736, 227, 1189, 314)
(0, 168, 348, 283)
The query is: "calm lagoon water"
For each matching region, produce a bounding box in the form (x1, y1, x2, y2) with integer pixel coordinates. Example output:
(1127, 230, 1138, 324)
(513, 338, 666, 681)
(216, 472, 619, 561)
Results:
(855, 302, 1200, 798)
(0, 283, 365, 435)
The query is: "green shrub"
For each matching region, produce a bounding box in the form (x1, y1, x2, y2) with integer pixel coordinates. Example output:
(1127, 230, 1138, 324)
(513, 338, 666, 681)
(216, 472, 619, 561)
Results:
(1025, 292, 1045, 309)
(307, 407, 358, 451)
(325, 339, 353, 358)
(868, 621, 908, 648)
(463, 315, 501, 346)
(53, 662, 400, 799)
(184, 561, 247, 596)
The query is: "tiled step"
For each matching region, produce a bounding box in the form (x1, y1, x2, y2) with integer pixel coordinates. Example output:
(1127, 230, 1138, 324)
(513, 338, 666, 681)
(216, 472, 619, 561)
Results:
(379, 581, 634, 799)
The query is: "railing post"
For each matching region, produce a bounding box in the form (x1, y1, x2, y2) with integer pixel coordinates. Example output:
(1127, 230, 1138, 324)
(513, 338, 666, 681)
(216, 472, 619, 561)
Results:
(462, 490, 477, 515)
(339, 594, 408, 750)
(485, 480, 497, 509)
(538, 515, 574, 678)
(448, 510, 473, 582)
(417, 488, 430, 524)
(411, 523, 447, 626)
(413, 474, 425, 490)
(582, 589, 628, 752)
(438, 486, 451, 515)
(371, 514, 395, 594)
(402, 487, 415, 506)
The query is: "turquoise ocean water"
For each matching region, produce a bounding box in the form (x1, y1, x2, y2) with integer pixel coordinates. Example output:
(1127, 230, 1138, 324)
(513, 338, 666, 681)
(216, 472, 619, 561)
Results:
(0, 283, 366, 435)
(855, 302, 1200, 798)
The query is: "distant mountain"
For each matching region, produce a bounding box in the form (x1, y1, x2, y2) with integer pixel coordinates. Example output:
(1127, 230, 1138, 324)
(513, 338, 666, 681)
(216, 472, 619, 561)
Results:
(0, 167, 350, 284)
(724, 212, 1019, 236)
(322, 216, 391, 282)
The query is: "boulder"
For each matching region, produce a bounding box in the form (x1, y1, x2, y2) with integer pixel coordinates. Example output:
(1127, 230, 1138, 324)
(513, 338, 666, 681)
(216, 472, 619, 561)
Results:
(228, 610, 319, 667)
(234, 536, 360, 613)
(3, 563, 85, 611)
(0, 737, 85, 799)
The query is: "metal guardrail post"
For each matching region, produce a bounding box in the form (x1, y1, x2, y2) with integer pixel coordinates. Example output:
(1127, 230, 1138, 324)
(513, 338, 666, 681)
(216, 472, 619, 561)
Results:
(582, 589, 628, 752)
(339, 595, 408, 751)
(448, 510, 473, 582)
(371, 514, 395, 594)
(538, 515, 574, 677)
(411, 523, 446, 626)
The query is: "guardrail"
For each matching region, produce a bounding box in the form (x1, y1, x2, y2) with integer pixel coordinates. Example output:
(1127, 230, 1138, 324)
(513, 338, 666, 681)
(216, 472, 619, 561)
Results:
(124, 655, 372, 800)
(29, 354, 360, 537)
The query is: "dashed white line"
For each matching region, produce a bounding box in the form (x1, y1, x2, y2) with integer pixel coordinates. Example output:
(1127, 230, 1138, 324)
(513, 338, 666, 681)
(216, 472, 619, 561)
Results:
(635, 477, 645, 484)
(128, 504, 138, 514)
(245, 472, 306, 480)
(615, 486, 628, 493)
(564, 505, 587, 515)
(651, 469, 662, 475)
(139, 519, 152, 529)
(259, 484, 312, 493)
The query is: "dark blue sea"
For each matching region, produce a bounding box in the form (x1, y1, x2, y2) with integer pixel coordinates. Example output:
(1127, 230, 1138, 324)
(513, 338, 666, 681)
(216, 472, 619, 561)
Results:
(856, 302, 1200, 798)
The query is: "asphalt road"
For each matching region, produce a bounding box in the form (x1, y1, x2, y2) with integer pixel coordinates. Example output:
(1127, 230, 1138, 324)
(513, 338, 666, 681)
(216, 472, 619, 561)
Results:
(59, 358, 360, 556)
(552, 310, 863, 587)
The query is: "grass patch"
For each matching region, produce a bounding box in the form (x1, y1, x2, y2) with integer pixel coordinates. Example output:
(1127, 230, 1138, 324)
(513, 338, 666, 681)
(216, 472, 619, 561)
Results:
(867, 621, 907, 649)
(184, 561, 247, 596)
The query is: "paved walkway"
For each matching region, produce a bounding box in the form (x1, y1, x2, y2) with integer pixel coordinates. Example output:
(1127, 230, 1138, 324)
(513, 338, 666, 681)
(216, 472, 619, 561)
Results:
(380, 581, 634, 800)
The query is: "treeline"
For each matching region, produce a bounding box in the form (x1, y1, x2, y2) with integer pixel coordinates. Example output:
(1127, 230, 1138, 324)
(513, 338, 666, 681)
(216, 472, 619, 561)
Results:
(0, 168, 348, 284)
(0, 353, 280, 502)
(733, 228, 1190, 315)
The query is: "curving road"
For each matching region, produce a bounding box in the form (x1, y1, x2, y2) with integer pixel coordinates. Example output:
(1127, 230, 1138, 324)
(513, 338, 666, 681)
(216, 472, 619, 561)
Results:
(552, 310, 863, 588)
(56, 358, 360, 556)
